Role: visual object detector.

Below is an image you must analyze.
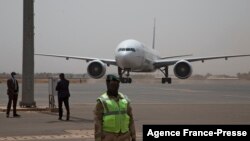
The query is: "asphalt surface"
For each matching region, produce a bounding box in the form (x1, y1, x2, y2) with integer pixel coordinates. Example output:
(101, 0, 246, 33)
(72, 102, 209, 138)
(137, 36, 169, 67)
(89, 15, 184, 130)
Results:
(0, 79, 250, 140)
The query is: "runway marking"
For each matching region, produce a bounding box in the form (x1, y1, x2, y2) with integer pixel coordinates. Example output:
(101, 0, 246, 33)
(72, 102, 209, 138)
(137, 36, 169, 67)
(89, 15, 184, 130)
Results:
(136, 84, 209, 93)
(0, 135, 86, 141)
(223, 94, 250, 99)
(0, 130, 142, 141)
(155, 87, 210, 94)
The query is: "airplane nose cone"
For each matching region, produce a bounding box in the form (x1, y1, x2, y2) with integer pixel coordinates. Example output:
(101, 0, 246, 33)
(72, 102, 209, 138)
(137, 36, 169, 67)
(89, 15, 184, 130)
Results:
(115, 39, 144, 69)
(116, 52, 134, 68)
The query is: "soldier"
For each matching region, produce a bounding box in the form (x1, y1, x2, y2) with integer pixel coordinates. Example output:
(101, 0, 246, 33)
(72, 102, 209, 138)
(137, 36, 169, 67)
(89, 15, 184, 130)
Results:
(94, 74, 136, 141)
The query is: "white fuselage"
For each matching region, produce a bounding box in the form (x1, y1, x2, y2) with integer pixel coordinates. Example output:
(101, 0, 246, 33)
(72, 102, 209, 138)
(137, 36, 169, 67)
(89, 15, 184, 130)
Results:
(115, 39, 159, 72)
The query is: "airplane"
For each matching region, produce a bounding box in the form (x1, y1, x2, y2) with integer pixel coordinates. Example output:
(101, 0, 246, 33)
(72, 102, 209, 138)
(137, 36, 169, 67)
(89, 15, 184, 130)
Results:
(35, 21, 250, 84)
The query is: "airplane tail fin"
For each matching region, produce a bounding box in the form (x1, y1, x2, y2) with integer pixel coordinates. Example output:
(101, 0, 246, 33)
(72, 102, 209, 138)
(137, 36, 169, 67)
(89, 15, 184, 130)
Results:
(152, 18, 156, 50)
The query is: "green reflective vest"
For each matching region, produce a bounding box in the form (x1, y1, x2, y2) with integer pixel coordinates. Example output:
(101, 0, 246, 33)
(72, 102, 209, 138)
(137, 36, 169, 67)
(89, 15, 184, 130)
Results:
(98, 92, 130, 133)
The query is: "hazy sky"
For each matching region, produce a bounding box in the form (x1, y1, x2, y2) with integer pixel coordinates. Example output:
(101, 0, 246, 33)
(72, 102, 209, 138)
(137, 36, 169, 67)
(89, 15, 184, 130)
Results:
(0, 0, 250, 76)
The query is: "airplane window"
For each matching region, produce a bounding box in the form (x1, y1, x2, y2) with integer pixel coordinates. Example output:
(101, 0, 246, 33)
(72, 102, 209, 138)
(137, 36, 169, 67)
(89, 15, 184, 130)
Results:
(125, 48, 136, 52)
(118, 48, 126, 52)
(118, 48, 135, 52)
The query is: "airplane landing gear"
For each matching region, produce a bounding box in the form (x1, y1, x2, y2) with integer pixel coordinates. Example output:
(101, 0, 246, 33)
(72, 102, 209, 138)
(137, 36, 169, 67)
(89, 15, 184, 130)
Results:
(121, 77, 132, 83)
(159, 66, 172, 84)
(118, 67, 132, 83)
(161, 77, 171, 84)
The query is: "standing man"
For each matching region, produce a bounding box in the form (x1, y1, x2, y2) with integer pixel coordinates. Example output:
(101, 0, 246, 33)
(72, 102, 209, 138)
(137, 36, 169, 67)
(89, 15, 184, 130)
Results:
(6, 72, 20, 118)
(94, 74, 136, 141)
(56, 73, 70, 120)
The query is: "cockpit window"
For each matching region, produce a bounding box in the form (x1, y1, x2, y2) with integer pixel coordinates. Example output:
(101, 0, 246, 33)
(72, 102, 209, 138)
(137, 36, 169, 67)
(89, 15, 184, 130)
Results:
(118, 48, 125, 52)
(118, 48, 135, 52)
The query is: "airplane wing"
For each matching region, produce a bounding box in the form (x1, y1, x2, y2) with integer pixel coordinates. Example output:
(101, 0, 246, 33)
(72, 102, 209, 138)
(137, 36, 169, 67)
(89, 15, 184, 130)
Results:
(35, 53, 117, 66)
(160, 54, 192, 59)
(154, 54, 250, 68)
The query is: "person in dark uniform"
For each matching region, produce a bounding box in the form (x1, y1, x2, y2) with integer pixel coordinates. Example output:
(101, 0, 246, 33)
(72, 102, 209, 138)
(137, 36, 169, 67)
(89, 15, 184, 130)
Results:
(6, 72, 20, 118)
(94, 74, 136, 141)
(56, 73, 70, 120)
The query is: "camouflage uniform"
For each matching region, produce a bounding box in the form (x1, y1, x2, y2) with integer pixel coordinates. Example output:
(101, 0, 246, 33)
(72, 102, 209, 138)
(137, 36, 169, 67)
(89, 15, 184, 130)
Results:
(94, 94, 136, 141)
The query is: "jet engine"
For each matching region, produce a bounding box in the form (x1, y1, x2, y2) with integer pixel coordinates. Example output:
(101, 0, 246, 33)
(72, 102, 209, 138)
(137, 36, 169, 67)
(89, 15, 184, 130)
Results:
(173, 60, 192, 79)
(87, 60, 106, 79)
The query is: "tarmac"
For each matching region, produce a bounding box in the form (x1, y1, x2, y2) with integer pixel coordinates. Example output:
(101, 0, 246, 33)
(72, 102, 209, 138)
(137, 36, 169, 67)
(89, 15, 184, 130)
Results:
(1, 103, 250, 141)
(0, 79, 250, 141)
(0, 104, 143, 141)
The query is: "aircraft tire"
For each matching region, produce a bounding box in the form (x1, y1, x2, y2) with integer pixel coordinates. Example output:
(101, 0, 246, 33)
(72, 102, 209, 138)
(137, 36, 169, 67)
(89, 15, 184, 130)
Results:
(167, 78, 172, 84)
(128, 78, 132, 83)
(161, 78, 166, 84)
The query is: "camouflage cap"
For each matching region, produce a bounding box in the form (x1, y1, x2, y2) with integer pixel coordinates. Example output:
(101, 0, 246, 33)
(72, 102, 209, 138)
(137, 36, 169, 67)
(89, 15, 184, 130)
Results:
(106, 74, 120, 82)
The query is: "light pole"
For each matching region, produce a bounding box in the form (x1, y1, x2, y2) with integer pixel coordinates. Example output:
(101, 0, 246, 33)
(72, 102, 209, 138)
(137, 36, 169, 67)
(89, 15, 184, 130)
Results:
(20, 0, 36, 107)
